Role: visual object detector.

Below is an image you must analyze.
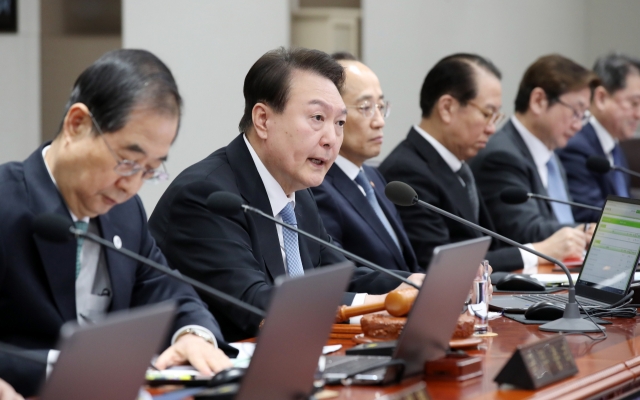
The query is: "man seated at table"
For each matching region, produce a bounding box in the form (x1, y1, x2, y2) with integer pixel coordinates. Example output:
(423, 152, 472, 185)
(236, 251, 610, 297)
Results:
(149, 47, 424, 342)
(0, 49, 233, 397)
(311, 52, 421, 273)
(379, 54, 586, 272)
(470, 55, 599, 245)
(558, 53, 640, 221)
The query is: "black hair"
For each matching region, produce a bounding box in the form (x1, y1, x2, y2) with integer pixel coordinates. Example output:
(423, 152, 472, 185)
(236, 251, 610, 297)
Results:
(420, 53, 501, 118)
(239, 47, 345, 133)
(60, 49, 182, 135)
(331, 51, 358, 61)
(593, 52, 640, 94)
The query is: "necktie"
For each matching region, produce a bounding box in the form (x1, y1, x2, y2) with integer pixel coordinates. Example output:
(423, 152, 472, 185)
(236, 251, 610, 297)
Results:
(456, 162, 480, 223)
(75, 220, 89, 279)
(354, 170, 401, 250)
(611, 145, 630, 197)
(279, 202, 304, 277)
(546, 156, 575, 223)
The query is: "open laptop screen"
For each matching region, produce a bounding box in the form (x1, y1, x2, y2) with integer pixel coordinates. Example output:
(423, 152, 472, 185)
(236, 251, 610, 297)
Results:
(577, 197, 640, 296)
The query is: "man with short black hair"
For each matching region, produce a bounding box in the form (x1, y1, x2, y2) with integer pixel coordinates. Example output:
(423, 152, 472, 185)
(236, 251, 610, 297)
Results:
(149, 47, 423, 342)
(380, 54, 587, 272)
(471, 54, 599, 244)
(558, 53, 640, 221)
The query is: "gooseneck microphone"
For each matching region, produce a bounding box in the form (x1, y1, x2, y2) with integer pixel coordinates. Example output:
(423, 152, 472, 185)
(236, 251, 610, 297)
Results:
(31, 213, 266, 318)
(205, 191, 420, 290)
(500, 188, 602, 211)
(385, 181, 602, 333)
(587, 155, 640, 179)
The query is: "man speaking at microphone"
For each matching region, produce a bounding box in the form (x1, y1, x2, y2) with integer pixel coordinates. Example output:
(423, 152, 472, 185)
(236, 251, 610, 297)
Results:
(149, 47, 423, 342)
(558, 53, 640, 221)
(380, 54, 585, 272)
(0, 50, 232, 396)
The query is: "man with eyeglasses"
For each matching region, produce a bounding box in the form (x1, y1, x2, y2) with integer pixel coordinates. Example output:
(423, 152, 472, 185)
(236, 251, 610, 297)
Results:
(0, 50, 234, 397)
(558, 53, 640, 222)
(311, 53, 421, 273)
(470, 54, 599, 250)
(380, 54, 587, 272)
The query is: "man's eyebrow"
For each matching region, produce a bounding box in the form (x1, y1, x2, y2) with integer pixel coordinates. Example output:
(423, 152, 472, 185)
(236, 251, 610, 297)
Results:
(123, 143, 168, 162)
(309, 99, 347, 116)
(355, 94, 385, 103)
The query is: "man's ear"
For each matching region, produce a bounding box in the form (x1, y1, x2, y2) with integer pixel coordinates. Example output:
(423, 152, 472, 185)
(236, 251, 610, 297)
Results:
(61, 103, 93, 143)
(591, 86, 608, 111)
(528, 87, 548, 116)
(436, 95, 456, 124)
(251, 103, 271, 140)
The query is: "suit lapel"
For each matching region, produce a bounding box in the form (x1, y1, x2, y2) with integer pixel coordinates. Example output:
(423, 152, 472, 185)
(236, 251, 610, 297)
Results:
(97, 212, 135, 311)
(24, 146, 78, 322)
(584, 123, 618, 194)
(227, 135, 287, 280)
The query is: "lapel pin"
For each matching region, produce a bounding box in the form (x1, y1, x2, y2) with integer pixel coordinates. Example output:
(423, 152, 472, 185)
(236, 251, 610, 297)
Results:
(370, 181, 375, 188)
(113, 235, 122, 249)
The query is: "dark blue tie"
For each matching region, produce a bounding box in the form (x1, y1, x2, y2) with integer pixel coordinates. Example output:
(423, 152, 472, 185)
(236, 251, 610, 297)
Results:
(354, 170, 401, 250)
(611, 145, 630, 197)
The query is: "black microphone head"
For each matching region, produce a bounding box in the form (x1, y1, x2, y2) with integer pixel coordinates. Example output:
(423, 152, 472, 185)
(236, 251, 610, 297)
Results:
(385, 181, 418, 206)
(586, 156, 611, 174)
(500, 188, 530, 204)
(32, 213, 73, 243)
(206, 192, 245, 216)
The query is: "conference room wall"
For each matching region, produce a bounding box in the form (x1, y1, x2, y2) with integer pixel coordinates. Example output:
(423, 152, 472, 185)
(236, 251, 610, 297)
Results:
(123, 0, 290, 214)
(0, 0, 40, 164)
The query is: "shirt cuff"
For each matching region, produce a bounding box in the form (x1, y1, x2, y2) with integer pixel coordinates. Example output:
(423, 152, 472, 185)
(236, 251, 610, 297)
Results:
(349, 293, 367, 325)
(171, 325, 218, 348)
(46, 349, 60, 378)
(520, 244, 539, 274)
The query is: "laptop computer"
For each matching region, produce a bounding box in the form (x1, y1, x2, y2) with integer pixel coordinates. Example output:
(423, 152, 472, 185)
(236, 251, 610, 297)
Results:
(40, 302, 176, 400)
(320, 237, 491, 384)
(490, 195, 640, 312)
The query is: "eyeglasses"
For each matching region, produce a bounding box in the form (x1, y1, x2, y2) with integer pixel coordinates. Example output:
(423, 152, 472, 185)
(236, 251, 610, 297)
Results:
(467, 102, 506, 126)
(348, 100, 391, 119)
(555, 99, 590, 125)
(88, 112, 170, 183)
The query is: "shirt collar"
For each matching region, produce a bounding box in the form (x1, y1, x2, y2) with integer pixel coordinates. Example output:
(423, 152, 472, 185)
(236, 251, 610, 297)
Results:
(242, 134, 295, 217)
(42, 145, 88, 224)
(589, 115, 617, 155)
(334, 155, 362, 181)
(413, 124, 462, 173)
(511, 116, 554, 170)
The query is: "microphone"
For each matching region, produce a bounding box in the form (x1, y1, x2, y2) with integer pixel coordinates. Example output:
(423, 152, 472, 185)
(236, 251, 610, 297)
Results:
(205, 191, 420, 290)
(587, 155, 640, 179)
(31, 213, 266, 318)
(500, 188, 602, 211)
(385, 181, 602, 333)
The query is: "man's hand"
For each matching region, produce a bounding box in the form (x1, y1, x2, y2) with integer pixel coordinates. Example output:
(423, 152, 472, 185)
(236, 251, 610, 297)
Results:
(0, 379, 23, 400)
(532, 227, 587, 263)
(154, 334, 233, 376)
(576, 223, 596, 243)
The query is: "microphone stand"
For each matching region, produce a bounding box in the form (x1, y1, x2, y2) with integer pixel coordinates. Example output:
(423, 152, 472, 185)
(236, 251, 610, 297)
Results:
(612, 164, 640, 179)
(526, 193, 602, 211)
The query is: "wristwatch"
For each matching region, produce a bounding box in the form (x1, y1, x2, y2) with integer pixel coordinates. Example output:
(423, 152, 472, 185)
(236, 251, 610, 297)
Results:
(175, 327, 215, 346)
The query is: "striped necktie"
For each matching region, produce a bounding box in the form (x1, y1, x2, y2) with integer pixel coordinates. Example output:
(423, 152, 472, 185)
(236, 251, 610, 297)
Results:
(75, 220, 89, 279)
(279, 202, 304, 277)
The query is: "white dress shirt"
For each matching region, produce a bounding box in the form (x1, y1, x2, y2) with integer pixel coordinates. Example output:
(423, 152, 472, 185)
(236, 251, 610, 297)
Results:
(511, 116, 554, 189)
(590, 115, 617, 165)
(243, 135, 366, 311)
(414, 125, 538, 272)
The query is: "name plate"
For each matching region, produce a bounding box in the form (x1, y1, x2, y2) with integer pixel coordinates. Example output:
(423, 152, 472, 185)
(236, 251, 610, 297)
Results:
(494, 335, 577, 390)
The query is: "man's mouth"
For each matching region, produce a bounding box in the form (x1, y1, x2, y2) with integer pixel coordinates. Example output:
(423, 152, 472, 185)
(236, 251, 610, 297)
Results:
(309, 158, 326, 166)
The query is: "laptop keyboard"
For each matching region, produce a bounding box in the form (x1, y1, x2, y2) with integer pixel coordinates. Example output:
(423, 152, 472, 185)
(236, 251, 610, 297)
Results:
(323, 356, 390, 375)
(515, 294, 606, 308)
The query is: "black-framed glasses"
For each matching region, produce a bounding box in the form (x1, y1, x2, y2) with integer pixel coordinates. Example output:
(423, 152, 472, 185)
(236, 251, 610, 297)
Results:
(467, 101, 506, 126)
(555, 99, 590, 125)
(88, 112, 170, 183)
(348, 100, 391, 119)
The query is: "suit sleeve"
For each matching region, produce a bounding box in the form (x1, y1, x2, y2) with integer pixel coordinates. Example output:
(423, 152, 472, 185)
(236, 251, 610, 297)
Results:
(558, 147, 605, 222)
(128, 197, 232, 353)
(310, 183, 345, 249)
(473, 149, 566, 243)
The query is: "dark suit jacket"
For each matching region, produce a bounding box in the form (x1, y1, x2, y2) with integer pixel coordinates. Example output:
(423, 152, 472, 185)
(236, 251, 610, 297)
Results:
(557, 122, 629, 222)
(378, 127, 523, 272)
(149, 134, 410, 342)
(311, 163, 422, 273)
(470, 120, 575, 244)
(0, 146, 226, 396)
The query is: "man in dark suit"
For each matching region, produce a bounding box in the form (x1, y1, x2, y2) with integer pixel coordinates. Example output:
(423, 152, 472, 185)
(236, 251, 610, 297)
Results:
(0, 50, 232, 396)
(558, 53, 640, 221)
(471, 54, 600, 244)
(380, 54, 587, 273)
(311, 54, 421, 273)
(150, 48, 423, 342)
